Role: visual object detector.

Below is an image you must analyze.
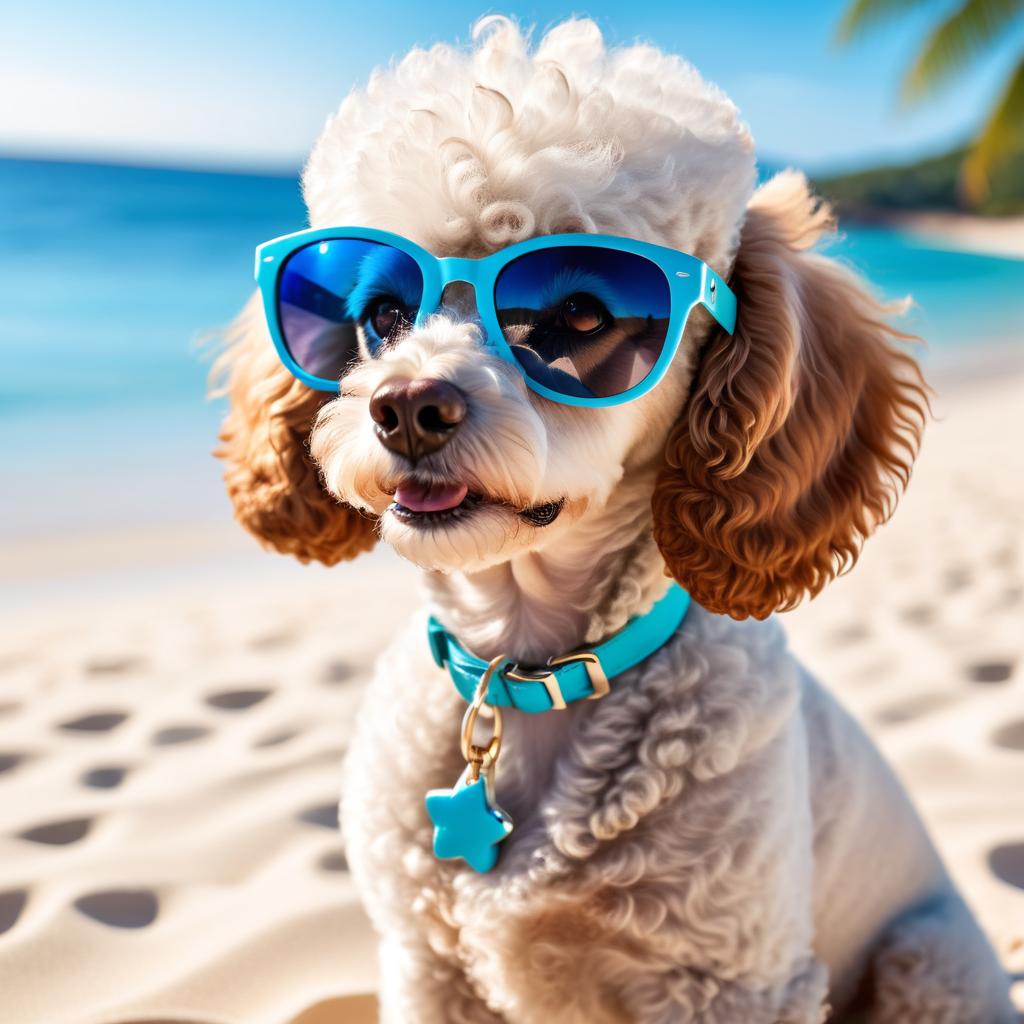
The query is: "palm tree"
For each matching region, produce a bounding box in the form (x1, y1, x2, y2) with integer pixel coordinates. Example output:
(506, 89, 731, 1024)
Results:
(837, 0, 1024, 203)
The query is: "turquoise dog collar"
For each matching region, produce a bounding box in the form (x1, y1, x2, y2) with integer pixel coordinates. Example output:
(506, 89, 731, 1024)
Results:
(424, 584, 691, 872)
(427, 583, 691, 714)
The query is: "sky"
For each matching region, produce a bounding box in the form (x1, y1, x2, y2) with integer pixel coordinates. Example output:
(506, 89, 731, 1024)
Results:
(2, 0, 1022, 174)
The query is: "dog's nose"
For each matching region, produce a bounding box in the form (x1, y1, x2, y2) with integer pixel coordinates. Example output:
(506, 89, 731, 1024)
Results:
(369, 378, 467, 461)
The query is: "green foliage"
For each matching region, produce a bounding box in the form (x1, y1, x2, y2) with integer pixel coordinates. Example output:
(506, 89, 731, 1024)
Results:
(964, 57, 1024, 197)
(814, 142, 1024, 216)
(836, 0, 1024, 203)
(903, 0, 1024, 101)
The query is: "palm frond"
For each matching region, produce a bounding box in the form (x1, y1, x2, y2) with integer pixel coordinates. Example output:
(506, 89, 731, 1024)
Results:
(963, 56, 1024, 200)
(902, 0, 1024, 102)
(836, 0, 938, 44)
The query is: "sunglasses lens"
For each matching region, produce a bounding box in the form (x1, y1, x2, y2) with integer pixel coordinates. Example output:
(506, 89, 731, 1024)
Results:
(276, 238, 424, 382)
(494, 246, 671, 400)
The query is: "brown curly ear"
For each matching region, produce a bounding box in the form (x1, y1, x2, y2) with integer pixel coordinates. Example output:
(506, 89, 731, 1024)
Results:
(212, 294, 377, 564)
(652, 170, 929, 619)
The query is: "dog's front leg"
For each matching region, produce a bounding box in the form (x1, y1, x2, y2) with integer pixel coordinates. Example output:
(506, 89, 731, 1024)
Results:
(377, 933, 506, 1024)
(342, 634, 508, 1022)
(865, 891, 1018, 1024)
(607, 950, 829, 1024)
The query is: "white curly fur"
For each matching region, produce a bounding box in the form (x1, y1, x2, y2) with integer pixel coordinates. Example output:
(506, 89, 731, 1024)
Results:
(230, 16, 1017, 1022)
(304, 16, 754, 265)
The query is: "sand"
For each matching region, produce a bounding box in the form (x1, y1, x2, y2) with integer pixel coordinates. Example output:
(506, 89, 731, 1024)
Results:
(875, 211, 1024, 261)
(1, 359, 1022, 1022)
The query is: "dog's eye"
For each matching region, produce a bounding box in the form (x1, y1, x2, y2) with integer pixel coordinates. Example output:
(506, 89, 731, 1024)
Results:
(371, 297, 402, 337)
(559, 293, 607, 334)
(364, 296, 411, 343)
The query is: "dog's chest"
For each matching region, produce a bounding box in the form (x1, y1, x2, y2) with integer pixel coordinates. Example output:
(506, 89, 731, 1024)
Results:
(433, 823, 656, 1022)
(487, 702, 590, 821)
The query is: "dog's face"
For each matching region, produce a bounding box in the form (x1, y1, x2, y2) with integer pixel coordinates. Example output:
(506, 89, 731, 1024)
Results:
(305, 18, 755, 574)
(216, 17, 927, 618)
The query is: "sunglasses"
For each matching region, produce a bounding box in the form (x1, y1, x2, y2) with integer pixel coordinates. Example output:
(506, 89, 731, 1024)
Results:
(254, 228, 737, 409)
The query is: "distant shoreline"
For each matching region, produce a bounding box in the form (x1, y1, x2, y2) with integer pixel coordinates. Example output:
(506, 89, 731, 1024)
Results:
(843, 208, 1024, 261)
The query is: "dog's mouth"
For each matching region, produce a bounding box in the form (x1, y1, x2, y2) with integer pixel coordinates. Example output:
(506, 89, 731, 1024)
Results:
(387, 479, 564, 527)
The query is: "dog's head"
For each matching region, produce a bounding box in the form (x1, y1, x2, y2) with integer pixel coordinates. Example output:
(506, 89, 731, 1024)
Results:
(215, 17, 927, 619)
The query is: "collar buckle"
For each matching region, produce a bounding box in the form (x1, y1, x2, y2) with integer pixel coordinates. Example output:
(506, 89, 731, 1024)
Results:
(503, 649, 610, 711)
(550, 650, 610, 701)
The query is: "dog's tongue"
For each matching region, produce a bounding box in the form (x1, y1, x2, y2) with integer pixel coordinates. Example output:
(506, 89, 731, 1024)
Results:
(394, 479, 468, 513)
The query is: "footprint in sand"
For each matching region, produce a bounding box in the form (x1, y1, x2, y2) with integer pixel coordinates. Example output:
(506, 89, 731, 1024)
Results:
(828, 623, 870, 647)
(874, 692, 959, 726)
(298, 802, 339, 830)
(0, 890, 28, 935)
(943, 566, 972, 593)
(19, 816, 92, 845)
(205, 687, 272, 710)
(152, 725, 210, 746)
(321, 660, 354, 685)
(80, 765, 130, 789)
(114, 1019, 222, 1024)
(899, 603, 935, 627)
(988, 843, 1024, 892)
(253, 727, 301, 749)
(968, 661, 1016, 684)
(248, 630, 296, 651)
(84, 655, 145, 677)
(73, 889, 159, 928)
(318, 849, 348, 872)
(0, 753, 28, 775)
(59, 711, 129, 733)
(992, 721, 1024, 751)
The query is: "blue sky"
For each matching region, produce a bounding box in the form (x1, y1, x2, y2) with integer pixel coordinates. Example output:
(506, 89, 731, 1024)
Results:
(3, 0, 1021, 173)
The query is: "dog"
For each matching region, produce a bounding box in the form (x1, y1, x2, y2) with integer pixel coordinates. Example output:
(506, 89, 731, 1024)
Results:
(213, 17, 1016, 1023)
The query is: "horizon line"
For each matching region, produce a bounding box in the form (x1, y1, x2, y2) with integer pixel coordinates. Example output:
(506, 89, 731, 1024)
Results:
(0, 146, 303, 180)
(0, 136, 974, 184)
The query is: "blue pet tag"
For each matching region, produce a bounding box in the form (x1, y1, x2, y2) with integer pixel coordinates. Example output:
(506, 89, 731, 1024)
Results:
(425, 767, 513, 873)
(425, 655, 515, 873)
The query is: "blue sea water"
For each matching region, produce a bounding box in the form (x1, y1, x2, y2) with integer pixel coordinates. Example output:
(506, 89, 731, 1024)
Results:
(0, 157, 305, 537)
(0, 156, 1021, 538)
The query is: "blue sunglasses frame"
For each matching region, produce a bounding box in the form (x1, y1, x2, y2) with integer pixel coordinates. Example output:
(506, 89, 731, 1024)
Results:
(254, 227, 737, 409)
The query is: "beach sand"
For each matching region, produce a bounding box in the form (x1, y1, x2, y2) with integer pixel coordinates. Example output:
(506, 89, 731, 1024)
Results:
(1, 360, 1022, 1023)
(874, 210, 1024, 261)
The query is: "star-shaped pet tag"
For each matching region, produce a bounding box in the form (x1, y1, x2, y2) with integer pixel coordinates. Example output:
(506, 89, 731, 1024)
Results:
(425, 769, 513, 873)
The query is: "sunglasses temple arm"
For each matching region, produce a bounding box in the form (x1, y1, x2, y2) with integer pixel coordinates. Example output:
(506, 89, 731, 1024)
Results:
(699, 264, 738, 335)
(254, 244, 270, 282)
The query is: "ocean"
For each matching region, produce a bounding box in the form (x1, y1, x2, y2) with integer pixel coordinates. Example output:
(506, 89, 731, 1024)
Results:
(1, 156, 1021, 539)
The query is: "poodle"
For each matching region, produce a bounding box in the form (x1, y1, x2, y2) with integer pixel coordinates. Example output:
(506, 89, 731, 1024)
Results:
(213, 17, 1017, 1023)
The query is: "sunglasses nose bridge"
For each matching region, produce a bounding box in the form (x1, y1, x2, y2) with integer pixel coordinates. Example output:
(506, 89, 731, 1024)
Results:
(435, 257, 484, 311)
(437, 257, 480, 286)
(414, 257, 488, 329)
